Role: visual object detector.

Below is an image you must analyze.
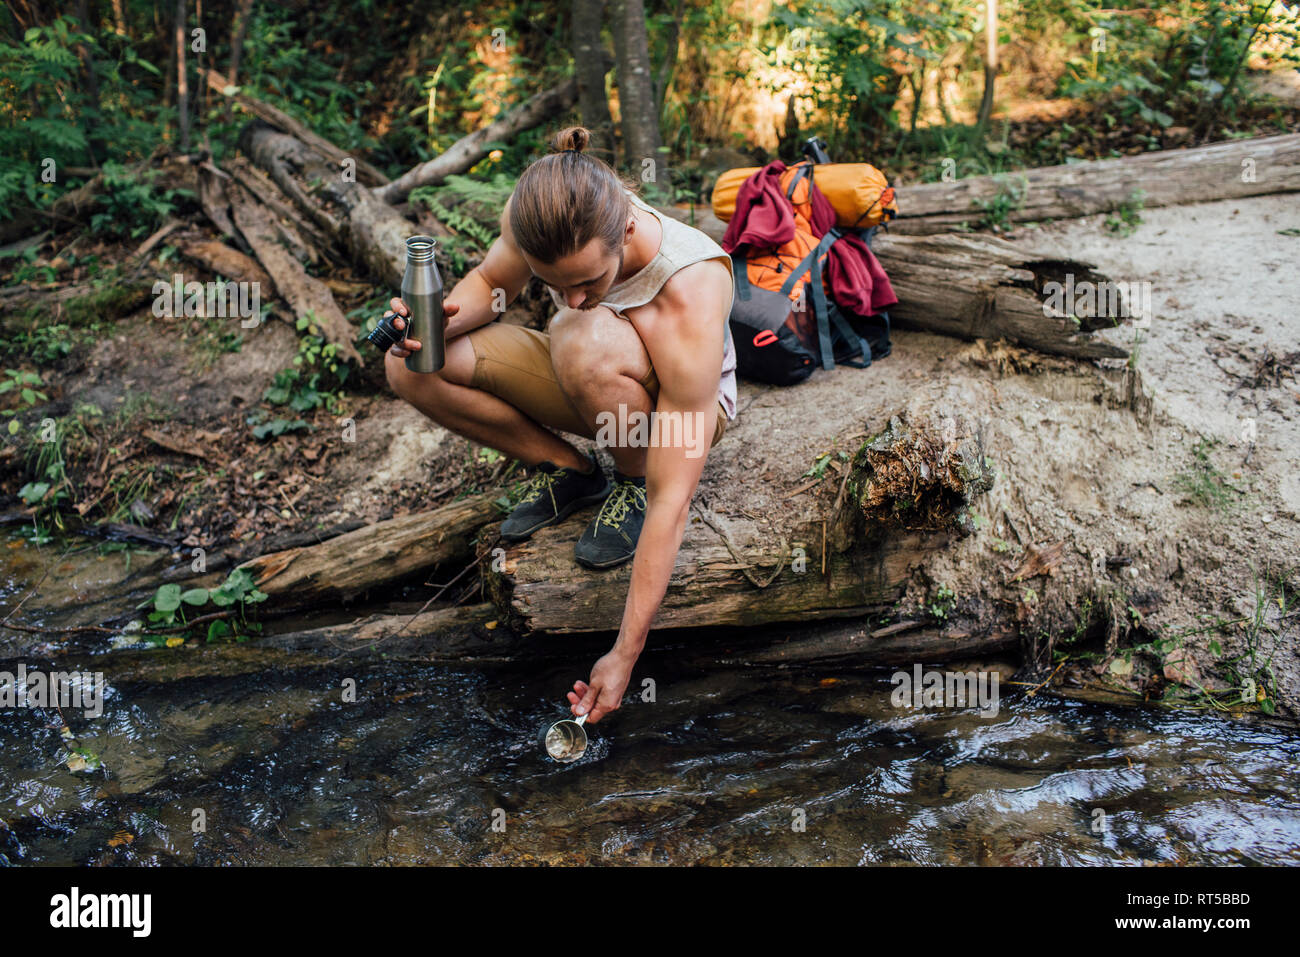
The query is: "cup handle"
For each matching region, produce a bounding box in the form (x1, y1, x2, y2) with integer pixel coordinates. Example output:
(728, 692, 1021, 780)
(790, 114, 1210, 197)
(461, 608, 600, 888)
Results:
(574, 714, 587, 727)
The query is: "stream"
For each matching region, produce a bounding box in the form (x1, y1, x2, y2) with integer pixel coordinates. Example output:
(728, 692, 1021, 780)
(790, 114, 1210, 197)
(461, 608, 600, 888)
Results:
(2, 535, 1299, 866)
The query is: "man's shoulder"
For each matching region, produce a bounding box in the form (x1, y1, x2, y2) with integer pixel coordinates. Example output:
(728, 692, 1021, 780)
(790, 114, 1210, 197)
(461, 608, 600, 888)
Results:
(666, 256, 729, 290)
(631, 258, 730, 339)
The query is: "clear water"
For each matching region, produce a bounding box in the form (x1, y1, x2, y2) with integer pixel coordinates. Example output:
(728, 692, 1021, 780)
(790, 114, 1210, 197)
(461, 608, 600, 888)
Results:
(2, 534, 1297, 866)
(2, 645, 1298, 866)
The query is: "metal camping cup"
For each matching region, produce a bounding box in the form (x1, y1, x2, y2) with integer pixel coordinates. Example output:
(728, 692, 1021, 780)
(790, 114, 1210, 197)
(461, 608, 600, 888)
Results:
(538, 713, 588, 762)
(399, 235, 445, 374)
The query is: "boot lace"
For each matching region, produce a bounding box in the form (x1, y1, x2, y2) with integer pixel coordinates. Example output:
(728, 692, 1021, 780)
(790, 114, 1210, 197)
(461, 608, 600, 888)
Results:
(595, 479, 647, 530)
(517, 469, 562, 512)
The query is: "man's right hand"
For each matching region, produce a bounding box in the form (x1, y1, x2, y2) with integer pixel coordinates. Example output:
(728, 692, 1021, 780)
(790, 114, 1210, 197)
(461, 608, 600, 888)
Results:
(384, 296, 460, 358)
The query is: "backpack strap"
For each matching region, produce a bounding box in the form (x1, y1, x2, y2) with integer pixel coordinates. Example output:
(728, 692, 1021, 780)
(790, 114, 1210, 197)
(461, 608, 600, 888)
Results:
(826, 300, 871, 368)
(785, 162, 813, 202)
(772, 227, 885, 372)
(731, 252, 752, 302)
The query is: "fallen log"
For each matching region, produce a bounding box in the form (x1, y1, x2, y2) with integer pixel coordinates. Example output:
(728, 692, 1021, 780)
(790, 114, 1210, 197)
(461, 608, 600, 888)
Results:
(890, 132, 1300, 234)
(879, 233, 1129, 360)
(223, 155, 342, 255)
(206, 67, 391, 188)
(374, 77, 579, 206)
(227, 179, 363, 365)
(240, 122, 416, 289)
(486, 412, 994, 634)
(658, 205, 1128, 360)
(0, 144, 167, 244)
(693, 617, 1020, 667)
(234, 491, 502, 609)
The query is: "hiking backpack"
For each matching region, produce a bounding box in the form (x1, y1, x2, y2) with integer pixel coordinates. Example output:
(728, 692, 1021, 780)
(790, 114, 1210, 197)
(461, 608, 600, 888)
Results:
(714, 138, 898, 386)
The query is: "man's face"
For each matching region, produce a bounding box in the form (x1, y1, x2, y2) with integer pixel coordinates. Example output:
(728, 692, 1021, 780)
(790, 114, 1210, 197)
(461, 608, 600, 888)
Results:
(525, 236, 625, 311)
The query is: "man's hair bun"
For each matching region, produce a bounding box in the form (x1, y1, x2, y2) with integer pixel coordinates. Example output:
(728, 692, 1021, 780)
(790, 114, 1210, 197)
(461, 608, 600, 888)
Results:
(552, 126, 591, 153)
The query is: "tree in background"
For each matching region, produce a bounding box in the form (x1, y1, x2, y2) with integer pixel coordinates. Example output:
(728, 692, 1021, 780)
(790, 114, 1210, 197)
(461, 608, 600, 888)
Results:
(611, 0, 665, 182)
(571, 0, 617, 162)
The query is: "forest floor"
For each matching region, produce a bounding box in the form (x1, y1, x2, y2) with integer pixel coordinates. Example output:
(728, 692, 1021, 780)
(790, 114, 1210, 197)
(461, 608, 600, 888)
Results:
(1, 156, 1296, 724)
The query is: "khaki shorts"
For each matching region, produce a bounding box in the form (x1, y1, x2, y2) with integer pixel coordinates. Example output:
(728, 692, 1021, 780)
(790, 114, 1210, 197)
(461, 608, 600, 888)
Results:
(465, 321, 728, 447)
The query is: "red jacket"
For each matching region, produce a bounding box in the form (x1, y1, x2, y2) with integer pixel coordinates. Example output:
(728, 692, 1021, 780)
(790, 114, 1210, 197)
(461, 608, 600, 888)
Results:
(721, 160, 898, 316)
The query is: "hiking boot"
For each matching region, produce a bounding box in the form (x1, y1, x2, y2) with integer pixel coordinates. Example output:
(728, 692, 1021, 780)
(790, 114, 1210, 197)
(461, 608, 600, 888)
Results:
(574, 470, 647, 569)
(500, 453, 610, 542)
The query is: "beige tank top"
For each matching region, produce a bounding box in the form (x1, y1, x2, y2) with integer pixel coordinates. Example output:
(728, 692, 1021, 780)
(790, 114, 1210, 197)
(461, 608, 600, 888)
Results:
(546, 189, 738, 420)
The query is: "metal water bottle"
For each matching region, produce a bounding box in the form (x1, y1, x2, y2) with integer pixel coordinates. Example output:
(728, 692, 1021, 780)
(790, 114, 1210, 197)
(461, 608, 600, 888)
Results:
(401, 235, 445, 373)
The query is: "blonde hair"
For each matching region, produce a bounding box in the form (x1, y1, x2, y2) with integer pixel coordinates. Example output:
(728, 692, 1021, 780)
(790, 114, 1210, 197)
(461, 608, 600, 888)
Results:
(509, 126, 640, 264)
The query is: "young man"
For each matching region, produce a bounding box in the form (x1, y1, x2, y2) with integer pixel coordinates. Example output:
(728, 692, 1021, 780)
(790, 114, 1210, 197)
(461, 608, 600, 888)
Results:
(383, 126, 737, 726)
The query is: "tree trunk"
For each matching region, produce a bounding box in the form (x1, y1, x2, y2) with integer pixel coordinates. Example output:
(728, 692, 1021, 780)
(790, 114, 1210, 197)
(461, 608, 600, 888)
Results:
(73, 0, 102, 165)
(975, 0, 997, 134)
(224, 0, 254, 123)
(609, 0, 663, 181)
(571, 0, 617, 163)
(892, 132, 1300, 234)
(653, 0, 684, 122)
(175, 0, 189, 151)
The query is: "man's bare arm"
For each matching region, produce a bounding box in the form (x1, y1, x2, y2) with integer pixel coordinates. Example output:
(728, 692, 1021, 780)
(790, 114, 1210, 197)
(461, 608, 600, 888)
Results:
(570, 259, 731, 722)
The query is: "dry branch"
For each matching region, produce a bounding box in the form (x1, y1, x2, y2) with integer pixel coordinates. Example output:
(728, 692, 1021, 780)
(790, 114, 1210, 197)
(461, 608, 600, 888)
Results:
(374, 78, 579, 205)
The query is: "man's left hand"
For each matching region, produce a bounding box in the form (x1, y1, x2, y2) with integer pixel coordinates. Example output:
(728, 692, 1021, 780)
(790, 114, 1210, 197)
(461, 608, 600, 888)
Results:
(569, 648, 637, 724)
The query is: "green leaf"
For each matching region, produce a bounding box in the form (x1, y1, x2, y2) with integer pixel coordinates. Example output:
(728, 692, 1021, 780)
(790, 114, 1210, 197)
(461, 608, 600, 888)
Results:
(154, 583, 182, 613)
(206, 620, 231, 643)
(180, 587, 209, 606)
(18, 482, 49, 504)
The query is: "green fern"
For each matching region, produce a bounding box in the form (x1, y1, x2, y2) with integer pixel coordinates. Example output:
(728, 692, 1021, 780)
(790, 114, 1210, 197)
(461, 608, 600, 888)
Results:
(409, 173, 516, 250)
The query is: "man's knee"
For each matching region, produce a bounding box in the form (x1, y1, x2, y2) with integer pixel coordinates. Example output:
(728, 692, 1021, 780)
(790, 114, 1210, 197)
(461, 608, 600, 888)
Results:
(551, 306, 650, 400)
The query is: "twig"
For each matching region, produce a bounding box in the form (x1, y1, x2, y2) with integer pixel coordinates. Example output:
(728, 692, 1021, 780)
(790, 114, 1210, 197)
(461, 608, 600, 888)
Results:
(1025, 658, 1068, 698)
